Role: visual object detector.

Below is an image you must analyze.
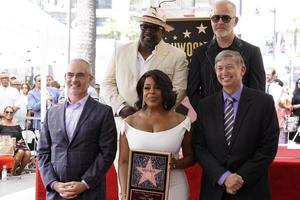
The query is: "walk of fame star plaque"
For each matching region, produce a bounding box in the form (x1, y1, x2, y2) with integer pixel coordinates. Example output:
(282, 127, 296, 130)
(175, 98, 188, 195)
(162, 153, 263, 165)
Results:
(126, 149, 171, 200)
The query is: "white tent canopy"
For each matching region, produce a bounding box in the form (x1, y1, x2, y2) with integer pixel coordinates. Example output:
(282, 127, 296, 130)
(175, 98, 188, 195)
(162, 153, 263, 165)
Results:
(0, 0, 67, 70)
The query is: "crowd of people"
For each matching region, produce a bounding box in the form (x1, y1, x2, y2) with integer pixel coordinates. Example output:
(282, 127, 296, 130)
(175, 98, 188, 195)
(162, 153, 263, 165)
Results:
(1, 0, 297, 199)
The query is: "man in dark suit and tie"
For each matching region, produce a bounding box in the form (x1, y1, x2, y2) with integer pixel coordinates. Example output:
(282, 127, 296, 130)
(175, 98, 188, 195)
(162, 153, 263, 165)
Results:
(192, 50, 279, 200)
(38, 58, 117, 200)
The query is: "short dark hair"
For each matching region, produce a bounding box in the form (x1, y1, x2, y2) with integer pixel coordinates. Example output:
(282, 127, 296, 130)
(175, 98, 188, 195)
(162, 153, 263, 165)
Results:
(34, 74, 41, 81)
(135, 69, 177, 110)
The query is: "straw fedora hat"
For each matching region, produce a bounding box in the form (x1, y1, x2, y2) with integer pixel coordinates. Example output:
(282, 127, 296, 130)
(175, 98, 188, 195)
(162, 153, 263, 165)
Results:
(134, 7, 174, 32)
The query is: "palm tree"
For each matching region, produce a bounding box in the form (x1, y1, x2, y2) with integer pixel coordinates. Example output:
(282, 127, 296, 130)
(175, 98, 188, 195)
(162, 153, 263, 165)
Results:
(71, 0, 96, 77)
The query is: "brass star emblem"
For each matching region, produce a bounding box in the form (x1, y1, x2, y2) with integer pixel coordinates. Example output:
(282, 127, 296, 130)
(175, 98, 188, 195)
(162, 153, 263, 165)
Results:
(183, 29, 191, 38)
(196, 23, 207, 34)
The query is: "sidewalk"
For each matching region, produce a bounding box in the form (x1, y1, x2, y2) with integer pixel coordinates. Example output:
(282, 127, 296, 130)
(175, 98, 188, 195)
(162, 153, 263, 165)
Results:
(0, 173, 35, 200)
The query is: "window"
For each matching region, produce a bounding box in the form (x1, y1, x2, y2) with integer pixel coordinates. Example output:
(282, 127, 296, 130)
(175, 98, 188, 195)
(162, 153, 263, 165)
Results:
(96, 0, 112, 9)
(96, 17, 107, 26)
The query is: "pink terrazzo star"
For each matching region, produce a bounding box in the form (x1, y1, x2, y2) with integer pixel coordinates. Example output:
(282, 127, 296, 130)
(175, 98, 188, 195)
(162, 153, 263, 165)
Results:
(136, 158, 162, 187)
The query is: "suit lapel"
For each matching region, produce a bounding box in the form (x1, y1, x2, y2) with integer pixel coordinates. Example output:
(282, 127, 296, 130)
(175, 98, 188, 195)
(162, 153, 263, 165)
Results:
(69, 97, 95, 145)
(205, 41, 222, 93)
(230, 88, 252, 149)
(214, 93, 228, 150)
(128, 41, 139, 82)
(60, 102, 69, 143)
(205, 40, 219, 71)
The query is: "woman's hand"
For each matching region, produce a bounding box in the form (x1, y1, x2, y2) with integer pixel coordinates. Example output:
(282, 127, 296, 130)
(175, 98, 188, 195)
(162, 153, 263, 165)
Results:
(169, 157, 177, 170)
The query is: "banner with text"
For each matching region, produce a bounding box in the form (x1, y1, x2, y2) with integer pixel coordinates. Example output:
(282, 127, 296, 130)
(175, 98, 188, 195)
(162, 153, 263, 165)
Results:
(164, 18, 214, 63)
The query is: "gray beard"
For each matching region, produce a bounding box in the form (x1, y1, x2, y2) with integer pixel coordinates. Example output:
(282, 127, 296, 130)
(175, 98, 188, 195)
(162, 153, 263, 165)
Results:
(215, 30, 231, 38)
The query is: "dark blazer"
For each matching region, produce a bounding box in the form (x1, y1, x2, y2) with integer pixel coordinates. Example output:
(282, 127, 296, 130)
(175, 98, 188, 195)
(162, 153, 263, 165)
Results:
(38, 96, 117, 200)
(187, 37, 266, 109)
(192, 87, 279, 200)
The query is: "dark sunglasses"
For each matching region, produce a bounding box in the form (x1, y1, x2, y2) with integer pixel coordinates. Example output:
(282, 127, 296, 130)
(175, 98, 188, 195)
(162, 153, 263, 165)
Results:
(5, 111, 14, 114)
(140, 24, 163, 32)
(210, 15, 235, 23)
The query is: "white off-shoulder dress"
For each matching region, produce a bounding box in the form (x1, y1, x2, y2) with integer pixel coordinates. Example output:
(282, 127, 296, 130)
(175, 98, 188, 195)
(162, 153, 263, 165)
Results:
(121, 117, 191, 200)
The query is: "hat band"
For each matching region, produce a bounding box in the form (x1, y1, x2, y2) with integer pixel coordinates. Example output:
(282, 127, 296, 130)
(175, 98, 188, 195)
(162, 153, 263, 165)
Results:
(143, 15, 165, 23)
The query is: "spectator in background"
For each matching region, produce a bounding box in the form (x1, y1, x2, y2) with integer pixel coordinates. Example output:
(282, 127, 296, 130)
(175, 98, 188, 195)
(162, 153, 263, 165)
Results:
(266, 67, 283, 108)
(94, 83, 106, 104)
(277, 87, 292, 144)
(291, 78, 300, 143)
(0, 106, 31, 175)
(46, 75, 54, 87)
(88, 85, 99, 101)
(49, 80, 60, 90)
(0, 73, 20, 118)
(292, 78, 300, 114)
(15, 83, 31, 130)
(187, 0, 265, 109)
(273, 72, 284, 87)
(94, 83, 100, 96)
(28, 74, 60, 130)
(10, 79, 22, 92)
(9, 74, 17, 84)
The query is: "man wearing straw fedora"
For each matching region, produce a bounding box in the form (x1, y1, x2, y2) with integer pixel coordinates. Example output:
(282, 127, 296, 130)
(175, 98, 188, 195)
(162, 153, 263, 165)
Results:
(102, 7, 188, 120)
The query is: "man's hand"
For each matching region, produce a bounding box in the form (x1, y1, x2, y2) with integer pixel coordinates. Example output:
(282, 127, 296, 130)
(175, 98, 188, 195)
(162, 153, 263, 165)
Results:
(224, 173, 244, 195)
(53, 181, 87, 199)
(53, 182, 77, 199)
(119, 105, 137, 119)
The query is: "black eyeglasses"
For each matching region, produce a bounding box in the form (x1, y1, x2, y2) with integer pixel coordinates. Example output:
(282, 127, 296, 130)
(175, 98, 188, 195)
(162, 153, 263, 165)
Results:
(210, 15, 235, 23)
(5, 111, 14, 114)
(140, 24, 163, 32)
(297, 82, 300, 85)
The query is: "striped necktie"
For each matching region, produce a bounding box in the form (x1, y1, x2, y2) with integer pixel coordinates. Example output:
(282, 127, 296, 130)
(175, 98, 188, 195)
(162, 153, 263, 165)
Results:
(224, 97, 234, 146)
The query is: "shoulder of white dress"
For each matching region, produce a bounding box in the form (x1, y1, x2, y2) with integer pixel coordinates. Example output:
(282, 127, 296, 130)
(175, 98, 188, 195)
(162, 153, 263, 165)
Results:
(181, 116, 191, 132)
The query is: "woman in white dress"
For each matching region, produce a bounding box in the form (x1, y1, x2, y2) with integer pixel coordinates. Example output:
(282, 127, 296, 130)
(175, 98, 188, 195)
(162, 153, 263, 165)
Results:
(118, 70, 195, 200)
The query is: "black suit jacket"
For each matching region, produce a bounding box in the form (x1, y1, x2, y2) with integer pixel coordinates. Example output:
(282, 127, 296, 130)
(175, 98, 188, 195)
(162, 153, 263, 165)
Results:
(187, 37, 266, 109)
(38, 96, 117, 200)
(192, 87, 279, 200)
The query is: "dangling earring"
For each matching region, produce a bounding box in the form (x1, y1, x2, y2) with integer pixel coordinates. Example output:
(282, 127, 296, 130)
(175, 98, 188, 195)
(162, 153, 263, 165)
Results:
(163, 102, 168, 110)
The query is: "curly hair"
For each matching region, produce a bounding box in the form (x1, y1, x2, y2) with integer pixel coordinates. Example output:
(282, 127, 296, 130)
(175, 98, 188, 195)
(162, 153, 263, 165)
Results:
(135, 69, 177, 111)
